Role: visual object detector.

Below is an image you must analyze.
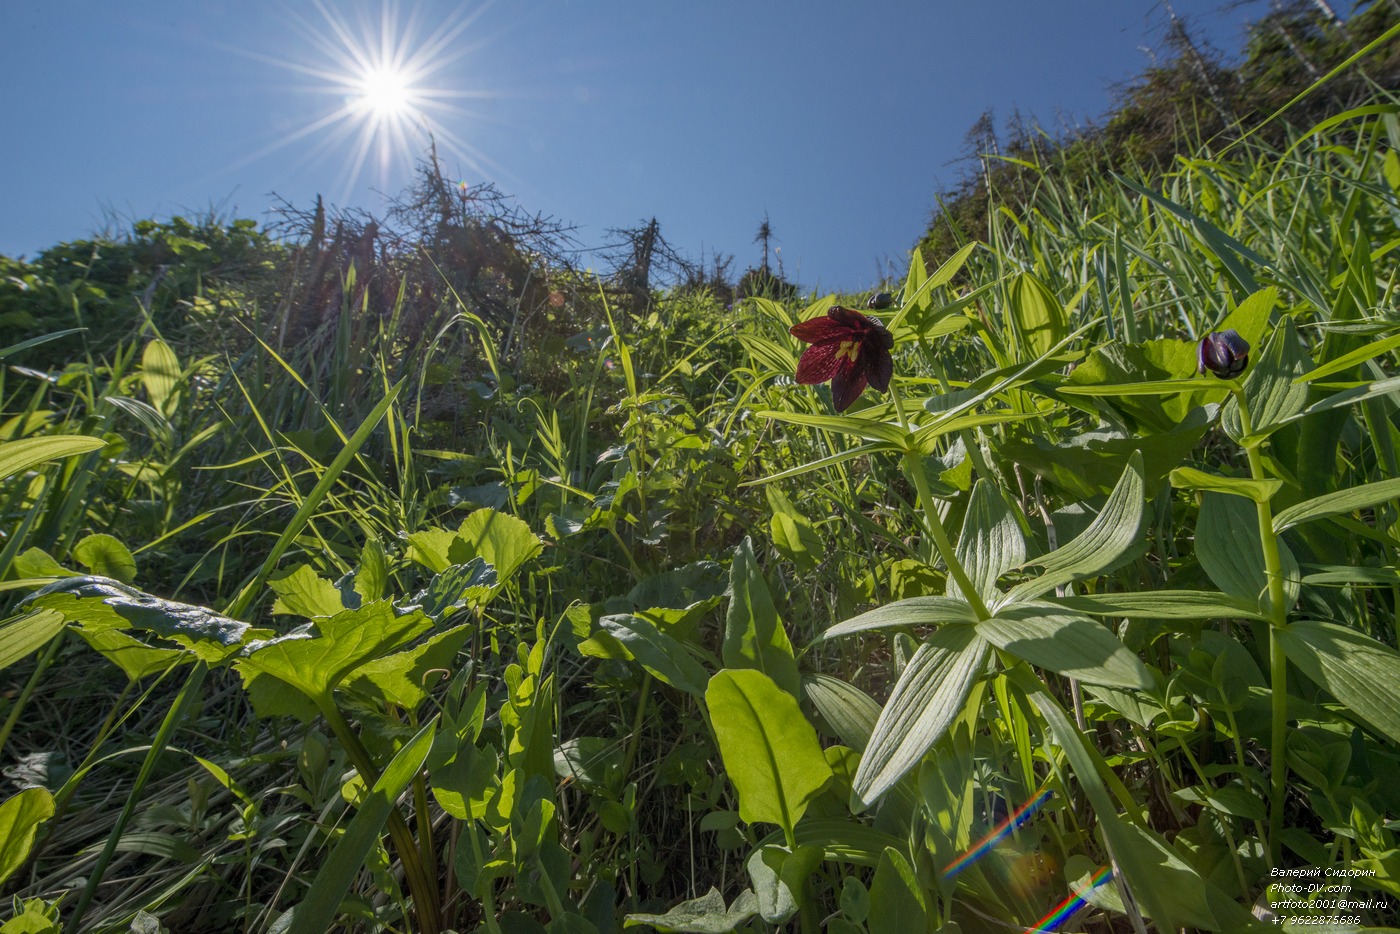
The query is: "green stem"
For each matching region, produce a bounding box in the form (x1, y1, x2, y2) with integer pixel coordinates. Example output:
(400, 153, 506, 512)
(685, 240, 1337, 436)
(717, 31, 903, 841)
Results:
(1232, 387, 1290, 865)
(0, 629, 65, 761)
(318, 698, 443, 934)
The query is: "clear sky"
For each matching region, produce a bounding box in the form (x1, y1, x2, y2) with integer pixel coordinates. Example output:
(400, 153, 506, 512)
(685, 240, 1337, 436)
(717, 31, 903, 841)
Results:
(2, 1, 1267, 294)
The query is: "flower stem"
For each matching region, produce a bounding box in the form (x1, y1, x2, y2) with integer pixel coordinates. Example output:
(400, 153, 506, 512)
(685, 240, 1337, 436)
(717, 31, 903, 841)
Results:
(1231, 387, 1290, 865)
(902, 449, 991, 620)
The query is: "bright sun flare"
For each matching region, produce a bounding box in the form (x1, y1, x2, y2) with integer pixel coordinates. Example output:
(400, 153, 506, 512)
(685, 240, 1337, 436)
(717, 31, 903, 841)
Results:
(231, 1, 497, 204)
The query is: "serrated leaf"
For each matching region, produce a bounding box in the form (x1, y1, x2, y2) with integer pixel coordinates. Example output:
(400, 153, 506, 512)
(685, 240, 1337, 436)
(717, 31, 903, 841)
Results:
(852, 625, 988, 806)
(268, 564, 345, 618)
(348, 624, 472, 709)
(706, 669, 832, 834)
(450, 508, 542, 586)
(977, 602, 1152, 689)
(406, 558, 497, 619)
(623, 887, 759, 933)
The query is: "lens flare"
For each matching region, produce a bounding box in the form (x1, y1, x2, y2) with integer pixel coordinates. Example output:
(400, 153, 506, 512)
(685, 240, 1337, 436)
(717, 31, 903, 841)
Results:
(942, 786, 1054, 879)
(1024, 865, 1113, 933)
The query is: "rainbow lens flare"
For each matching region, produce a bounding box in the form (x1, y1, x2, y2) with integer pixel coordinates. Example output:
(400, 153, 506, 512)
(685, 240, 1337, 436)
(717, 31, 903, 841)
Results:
(1023, 864, 1113, 933)
(942, 786, 1054, 879)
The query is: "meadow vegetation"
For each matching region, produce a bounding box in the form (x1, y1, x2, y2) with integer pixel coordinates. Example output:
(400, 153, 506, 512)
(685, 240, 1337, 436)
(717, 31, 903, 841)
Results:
(1, 5, 1400, 932)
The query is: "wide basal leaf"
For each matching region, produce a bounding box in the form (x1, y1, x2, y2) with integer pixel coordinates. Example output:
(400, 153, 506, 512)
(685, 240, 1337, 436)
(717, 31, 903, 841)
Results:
(0, 787, 55, 886)
(268, 564, 345, 618)
(705, 669, 832, 834)
(279, 720, 435, 934)
(237, 600, 432, 708)
(450, 507, 543, 587)
(0, 435, 105, 482)
(977, 602, 1152, 689)
(747, 844, 822, 924)
(723, 537, 800, 697)
(1276, 621, 1400, 744)
(1046, 590, 1269, 621)
(1195, 492, 1299, 615)
(348, 624, 473, 709)
(1004, 452, 1146, 604)
(945, 480, 1025, 605)
(852, 625, 988, 807)
(623, 887, 759, 933)
(816, 596, 978, 642)
(72, 534, 137, 583)
(802, 673, 882, 751)
(1272, 476, 1400, 533)
(587, 614, 710, 698)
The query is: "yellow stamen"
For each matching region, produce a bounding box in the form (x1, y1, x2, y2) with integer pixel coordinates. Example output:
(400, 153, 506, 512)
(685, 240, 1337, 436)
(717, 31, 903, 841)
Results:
(838, 339, 860, 363)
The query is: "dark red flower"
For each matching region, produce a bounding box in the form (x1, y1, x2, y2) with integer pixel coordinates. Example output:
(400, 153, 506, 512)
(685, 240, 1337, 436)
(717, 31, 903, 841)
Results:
(789, 306, 895, 412)
(1198, 329, 1250, 379)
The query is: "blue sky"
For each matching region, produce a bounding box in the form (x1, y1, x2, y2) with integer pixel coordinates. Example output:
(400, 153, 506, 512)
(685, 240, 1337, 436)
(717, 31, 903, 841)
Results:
(2, 1, 1266, 293)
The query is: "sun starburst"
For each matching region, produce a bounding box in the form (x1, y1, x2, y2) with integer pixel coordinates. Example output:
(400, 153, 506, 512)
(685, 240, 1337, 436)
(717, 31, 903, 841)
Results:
(228, 0, 500, 206)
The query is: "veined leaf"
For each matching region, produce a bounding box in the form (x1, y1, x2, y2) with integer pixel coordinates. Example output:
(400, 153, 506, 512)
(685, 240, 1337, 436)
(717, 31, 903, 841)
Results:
(852, 625, 988, 807)
(977, 602, 1152, 689)
(268, 564, 345, 618)
(349, 624, 473, 709)
(802, 673, 882, 751)
(946, 480, 1025, 605)
(706, 669, 832, 835)
(0, 435, 105, 481)
(1195, 492, 1299, 616)
(1170, 466, 1282, 503)
(72, 534, 137, 584)
(1045, 590, 1269, 621)
(623, 887, 759, 933)
(1057, 378, 1212, 396)
(591, 614, 710, 698)
(141, 339, 182, 414)
(1005, 452, 1146, 604)
(1296, 330, 1400, 384)
(1008, 271, 1069, 359)
(816, 595, 977, 642)
(451, 508, 542, 587)
(1273, 477, 1400, 533)
(1276, 621, 1400, 745)
(0, 609, 66, 672)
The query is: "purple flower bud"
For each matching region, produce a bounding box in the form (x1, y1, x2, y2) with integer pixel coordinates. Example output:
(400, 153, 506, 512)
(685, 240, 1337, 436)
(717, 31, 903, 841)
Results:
(868, 292, 894, 310)
(1198, 329, 1250, 379)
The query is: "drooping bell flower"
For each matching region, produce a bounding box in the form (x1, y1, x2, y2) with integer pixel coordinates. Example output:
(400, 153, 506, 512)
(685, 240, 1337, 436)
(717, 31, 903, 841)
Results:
(868, 292, 894, 310)
(789, 306, 895, 412)
(1198, 329, 1250, 379)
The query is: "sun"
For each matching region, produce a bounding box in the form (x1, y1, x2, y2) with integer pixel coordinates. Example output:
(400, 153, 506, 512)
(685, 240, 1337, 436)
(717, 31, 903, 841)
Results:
(229, 0, 500, 205)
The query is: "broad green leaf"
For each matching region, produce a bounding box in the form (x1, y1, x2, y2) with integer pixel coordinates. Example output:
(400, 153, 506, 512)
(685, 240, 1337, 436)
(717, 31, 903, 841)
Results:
(1169, 466, 1282, 503)
(623, 887, 759, 933)
(268, 564, 344, 618)
(0, 435, 105, 481)
(1195, 492, 1299, 615)
(348, 624, 472, 709)
(351, 538, 387, 606)
(816, 596, 978, 642)
(0, 610, 66, 672)
(406, 528, 455, 573)
(71, 534, 136, 584)
(237, 601, 432, 709)
(1216, 286, 1278, 357)
(852, 625, 988, 806)
(723, 538, 800, 697)
(977, 602, 1152, 689)
(802, 673, 881, 751)
(746, 844, 822, 924)
(1046, 590, 1269, 621)
(765, 487, 821, 573)
(868, 848, 929, 933)
(1276, 621, 1400, 744)
(284, 720, 435, 934)
(141, 339, 181, 414)
(1222, 317, 1310, 444)
(946, 480, 1025, 604)
(0, 788, 55, 886)
(553, 737, 622, 789)
(432, 741, 499, 821)
(705, 669, 832, 834)
(451, 508, 543, 586)
(27, 577, 254, 662)
(75, 626, 185, 681)
(1005, 452, 1147, 603)
(589, 614, 710, 697)
(1273, 477, 1400, 533)
(1008, 271, 1069, 359)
